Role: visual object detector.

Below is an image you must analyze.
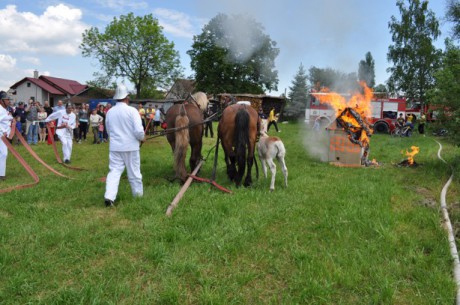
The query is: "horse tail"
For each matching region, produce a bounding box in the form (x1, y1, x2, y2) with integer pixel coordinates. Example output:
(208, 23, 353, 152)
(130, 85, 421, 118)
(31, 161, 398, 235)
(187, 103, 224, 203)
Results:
(234, 108, 250, 185)
(174, 108, 189, 182)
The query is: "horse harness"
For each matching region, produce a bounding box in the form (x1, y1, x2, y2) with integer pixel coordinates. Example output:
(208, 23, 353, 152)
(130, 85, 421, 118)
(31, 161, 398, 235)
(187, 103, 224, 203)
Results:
(144, 110, 219, 141)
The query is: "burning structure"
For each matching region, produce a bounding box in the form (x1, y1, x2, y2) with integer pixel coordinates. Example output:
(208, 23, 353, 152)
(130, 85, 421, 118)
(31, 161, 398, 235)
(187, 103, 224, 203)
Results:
(313, 82, 376, 167)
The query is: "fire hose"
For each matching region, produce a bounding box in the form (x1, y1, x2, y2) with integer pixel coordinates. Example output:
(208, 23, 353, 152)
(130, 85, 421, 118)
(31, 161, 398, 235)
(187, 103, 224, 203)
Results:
(144, 117, 153, 135)
(46, 124, 85, 171)
(0, 121, 73, 193)
(0, 134, 39, 194)
(13, 128, 68, 178)
(435, 139, 460, 304)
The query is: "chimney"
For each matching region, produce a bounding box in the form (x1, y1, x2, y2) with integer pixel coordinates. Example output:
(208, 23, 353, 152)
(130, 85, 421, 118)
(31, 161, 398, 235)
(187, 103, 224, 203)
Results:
(33, 70, 39, 79)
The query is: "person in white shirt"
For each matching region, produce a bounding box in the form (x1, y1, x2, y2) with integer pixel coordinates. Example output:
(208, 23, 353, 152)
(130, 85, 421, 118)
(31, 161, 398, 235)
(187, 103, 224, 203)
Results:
(89, 108, 103, 144)
(104, 83, 145, 207)
(153, 105, 162, 133)
(45, 103, 76, 164)
(0, 91, 13, 180)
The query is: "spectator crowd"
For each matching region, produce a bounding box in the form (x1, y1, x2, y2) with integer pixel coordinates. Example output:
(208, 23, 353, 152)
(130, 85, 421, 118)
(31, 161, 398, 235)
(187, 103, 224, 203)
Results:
(3, 99, 165, 146)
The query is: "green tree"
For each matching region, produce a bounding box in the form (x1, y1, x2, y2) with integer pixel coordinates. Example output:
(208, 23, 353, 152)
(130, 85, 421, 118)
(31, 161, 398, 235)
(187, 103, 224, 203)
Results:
(308, 67, 358, 92)
(428, 41, 460, 143)
(373, 83, 389, 98)
(139, 78, 168, 99)
(374, 84, 388, 93)
(446, 0, 460, 40)
(358, 52, 375, 88)
(187, 13, 279, 95)
(86, 72, 117, 90)
(80, 13, 182, 98)
(285, 63, 309, 119)
(387, 0, 442, 107)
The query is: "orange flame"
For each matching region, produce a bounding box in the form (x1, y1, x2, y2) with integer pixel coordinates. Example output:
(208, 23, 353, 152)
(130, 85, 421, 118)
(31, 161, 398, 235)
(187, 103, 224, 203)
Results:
(404, 146, 420, 165)
(313, 82, 374, 147)
(313, 81, 374, 118)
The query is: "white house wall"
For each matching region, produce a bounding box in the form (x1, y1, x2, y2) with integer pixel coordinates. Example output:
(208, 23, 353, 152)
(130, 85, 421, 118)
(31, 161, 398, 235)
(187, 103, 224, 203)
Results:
(14, 82, 64, 106)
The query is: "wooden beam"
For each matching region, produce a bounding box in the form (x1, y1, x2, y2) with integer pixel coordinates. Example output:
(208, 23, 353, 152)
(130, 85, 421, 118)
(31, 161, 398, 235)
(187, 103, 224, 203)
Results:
(165, 159, 204, 217)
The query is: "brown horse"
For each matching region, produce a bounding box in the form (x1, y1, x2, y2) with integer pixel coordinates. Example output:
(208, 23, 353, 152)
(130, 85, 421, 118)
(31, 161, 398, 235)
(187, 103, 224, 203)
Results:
(165, 93, 208, 183)
(218, 103, 260, 187)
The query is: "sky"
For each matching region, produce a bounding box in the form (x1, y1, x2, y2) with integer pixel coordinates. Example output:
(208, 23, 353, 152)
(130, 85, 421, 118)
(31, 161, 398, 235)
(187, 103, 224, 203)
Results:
(0, 0, 452, 97)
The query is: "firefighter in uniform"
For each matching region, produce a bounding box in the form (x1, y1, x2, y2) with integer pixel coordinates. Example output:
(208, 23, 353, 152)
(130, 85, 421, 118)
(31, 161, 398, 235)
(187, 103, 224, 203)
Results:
(45, 103, 76, 164)
(103, 83, 145, 207)
(0, 91, 13, 180)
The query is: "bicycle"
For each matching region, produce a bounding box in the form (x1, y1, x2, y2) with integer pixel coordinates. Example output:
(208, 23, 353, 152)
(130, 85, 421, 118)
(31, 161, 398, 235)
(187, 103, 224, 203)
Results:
(391, 124, 412, 137)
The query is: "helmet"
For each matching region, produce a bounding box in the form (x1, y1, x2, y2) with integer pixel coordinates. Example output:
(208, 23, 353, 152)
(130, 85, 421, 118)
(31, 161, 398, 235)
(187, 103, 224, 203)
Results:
(0, 91, 10, 100)
(113, 83, 129, 100)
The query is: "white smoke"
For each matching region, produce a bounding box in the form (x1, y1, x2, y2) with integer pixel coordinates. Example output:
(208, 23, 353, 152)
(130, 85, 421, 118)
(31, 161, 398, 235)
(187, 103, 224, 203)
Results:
(301, 121, 330, 162)
(193, 0, 412, 93)
(215, 14, 267, 63)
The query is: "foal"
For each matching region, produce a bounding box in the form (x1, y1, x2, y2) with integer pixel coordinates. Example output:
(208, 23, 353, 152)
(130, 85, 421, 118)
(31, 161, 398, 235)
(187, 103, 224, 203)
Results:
(257, 131, 288, 191)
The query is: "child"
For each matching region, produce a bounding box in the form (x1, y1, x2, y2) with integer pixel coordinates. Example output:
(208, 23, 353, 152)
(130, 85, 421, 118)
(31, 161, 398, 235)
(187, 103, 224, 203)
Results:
(98, 122, 104, 143)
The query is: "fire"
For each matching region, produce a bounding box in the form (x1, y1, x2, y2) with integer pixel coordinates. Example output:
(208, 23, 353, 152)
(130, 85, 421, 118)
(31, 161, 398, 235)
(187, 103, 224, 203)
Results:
(404, 146, 420, 165)
(313, 82, 374, 145)
(314, 81, 374, 118)
(313, 82, 375, 166)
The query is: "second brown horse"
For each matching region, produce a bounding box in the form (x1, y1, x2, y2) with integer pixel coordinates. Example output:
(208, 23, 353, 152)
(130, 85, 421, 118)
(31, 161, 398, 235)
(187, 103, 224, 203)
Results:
(218, 103, 260, 187)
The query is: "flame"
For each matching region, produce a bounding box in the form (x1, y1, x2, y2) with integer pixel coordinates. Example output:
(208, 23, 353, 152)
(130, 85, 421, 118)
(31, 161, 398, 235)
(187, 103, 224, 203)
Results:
(314, 81, 374, 118)
(404, 146, 420, 165)
(314, 82, 378, 166)
(313, 82, 374, 146)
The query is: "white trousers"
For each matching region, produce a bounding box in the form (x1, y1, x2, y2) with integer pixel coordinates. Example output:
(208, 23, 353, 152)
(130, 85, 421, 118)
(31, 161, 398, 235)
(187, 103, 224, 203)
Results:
(0, 139, 7, 176)
(57, 133, 73, 161)
(104, 150, 143, 201)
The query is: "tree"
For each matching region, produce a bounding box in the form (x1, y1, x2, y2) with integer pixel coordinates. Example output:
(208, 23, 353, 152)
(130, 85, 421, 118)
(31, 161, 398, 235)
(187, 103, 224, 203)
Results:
(86, 72, 117, 90)
(80, 13, 182, 98)
(373, 83, 389, 98)
(285, 63, 309, 119)
(187, 13, 279, 95)
(428, 41, 460, 143)
(446, 0, 460, 40)
(308, 66, 358, 92)
(358, 52, 375, 88)
(387, 0, 442, 107)
(139, 78, 168, 99)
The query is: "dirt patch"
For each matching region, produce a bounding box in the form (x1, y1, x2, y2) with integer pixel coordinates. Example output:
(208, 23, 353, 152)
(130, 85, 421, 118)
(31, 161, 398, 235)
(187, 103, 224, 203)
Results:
(0, 209, 11, 218)
(414, 187, 437, 209)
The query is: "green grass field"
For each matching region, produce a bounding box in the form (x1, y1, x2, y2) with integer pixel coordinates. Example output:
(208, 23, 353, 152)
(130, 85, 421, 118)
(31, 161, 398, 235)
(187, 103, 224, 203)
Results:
(0, 122, 459, 304)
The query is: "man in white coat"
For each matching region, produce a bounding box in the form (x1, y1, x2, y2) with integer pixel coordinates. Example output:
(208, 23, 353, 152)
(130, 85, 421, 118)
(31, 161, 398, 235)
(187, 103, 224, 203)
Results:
(45, 103, 76, 164)
(0, 91, 13, 180)
(104, 83, 145, 207)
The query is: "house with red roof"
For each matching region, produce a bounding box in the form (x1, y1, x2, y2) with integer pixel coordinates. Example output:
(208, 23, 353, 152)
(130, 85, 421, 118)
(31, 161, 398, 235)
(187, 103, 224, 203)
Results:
(10, 71, 87, 106)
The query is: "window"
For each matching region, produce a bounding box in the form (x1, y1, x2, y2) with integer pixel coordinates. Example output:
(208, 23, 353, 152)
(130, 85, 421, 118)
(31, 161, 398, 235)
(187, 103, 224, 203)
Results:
(27, 82, 31, 87)
(383, 111, 397, 119)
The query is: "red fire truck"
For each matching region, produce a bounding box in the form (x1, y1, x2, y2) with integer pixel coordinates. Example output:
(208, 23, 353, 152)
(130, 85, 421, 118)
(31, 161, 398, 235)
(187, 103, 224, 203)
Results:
(305, 93, 425, 133)
(369, 98, 425, 133)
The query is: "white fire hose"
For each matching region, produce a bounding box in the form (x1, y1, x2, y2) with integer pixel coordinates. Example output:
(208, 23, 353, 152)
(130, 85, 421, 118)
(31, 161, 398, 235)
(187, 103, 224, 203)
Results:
(435, 139, 460, 304)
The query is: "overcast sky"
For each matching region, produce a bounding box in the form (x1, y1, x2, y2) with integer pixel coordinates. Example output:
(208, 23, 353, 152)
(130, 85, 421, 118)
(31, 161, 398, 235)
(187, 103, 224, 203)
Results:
(0, 0, 451, 97)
